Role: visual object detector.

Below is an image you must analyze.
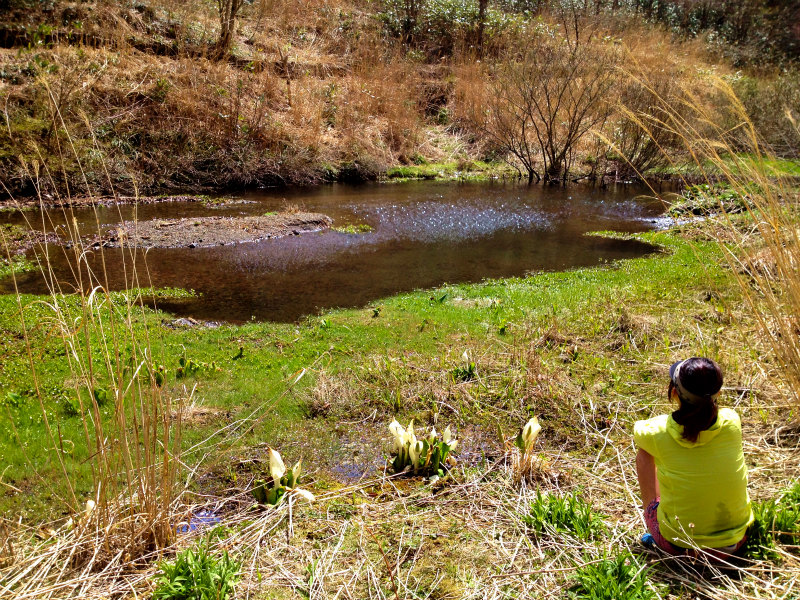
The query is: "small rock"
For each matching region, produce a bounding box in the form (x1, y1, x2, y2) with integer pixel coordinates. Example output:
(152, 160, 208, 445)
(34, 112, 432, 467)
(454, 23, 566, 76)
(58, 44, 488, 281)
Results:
(188, 243, 197, 248)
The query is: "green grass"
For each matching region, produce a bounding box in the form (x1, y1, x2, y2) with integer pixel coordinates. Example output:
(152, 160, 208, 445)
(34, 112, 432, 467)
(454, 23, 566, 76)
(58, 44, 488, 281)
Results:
(523, 490, 606, 540)
(0, 229, 741, 518)
(567, 552, 657, 600)
(153, 535, 240, 600)
(385, 161, 513, 182)
(744, 480, 800, 561)
(0, 254, 35, 279)
(332, 223, 374, 234)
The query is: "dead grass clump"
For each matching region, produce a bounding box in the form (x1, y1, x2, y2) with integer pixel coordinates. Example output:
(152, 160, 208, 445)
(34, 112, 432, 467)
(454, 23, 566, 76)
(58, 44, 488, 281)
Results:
(740, 245, 800, 282)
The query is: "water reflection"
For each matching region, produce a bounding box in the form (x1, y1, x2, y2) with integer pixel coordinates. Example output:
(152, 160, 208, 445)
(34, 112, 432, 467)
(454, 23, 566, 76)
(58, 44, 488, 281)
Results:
(1, 181, 666, 322)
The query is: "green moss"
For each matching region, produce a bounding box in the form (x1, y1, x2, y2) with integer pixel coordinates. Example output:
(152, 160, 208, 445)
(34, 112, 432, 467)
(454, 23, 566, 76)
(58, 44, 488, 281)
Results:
(332, 223, 374, 234)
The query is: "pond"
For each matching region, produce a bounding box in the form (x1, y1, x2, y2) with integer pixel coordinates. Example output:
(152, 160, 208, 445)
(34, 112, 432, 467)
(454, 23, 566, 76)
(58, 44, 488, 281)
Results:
(1, 181, 667, 323)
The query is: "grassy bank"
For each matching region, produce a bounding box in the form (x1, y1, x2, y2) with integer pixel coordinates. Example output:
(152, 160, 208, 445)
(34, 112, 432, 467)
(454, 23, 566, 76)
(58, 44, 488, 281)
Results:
(3, 221, 799, 597)
(1, 216, 799, 597)
(0, 225, 789, 507)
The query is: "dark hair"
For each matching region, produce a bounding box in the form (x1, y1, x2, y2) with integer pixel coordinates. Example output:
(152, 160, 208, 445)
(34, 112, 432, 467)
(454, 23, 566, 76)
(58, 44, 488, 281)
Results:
(670, 357, 722, 443)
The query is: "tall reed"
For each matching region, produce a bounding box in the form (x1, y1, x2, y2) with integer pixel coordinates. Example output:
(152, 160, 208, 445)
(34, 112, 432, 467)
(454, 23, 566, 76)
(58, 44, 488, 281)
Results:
(0, 85, 185, 594)
(618, 75, 800, 420)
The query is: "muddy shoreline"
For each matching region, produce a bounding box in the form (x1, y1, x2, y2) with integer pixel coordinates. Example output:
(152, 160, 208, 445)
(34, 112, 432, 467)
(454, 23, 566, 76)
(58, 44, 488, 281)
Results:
(0, 195, 208, 211)
(93, 212, 333, 249)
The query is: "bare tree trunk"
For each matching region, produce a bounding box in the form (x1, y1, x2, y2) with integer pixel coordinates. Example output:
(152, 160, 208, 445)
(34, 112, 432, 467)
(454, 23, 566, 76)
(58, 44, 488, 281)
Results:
(215, 0, 243, 59)
(477, 0, 488, 58)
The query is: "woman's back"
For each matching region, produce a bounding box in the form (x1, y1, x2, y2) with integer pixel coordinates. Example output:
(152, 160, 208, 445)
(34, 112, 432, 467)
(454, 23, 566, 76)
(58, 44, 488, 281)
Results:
(634, 407, 752, 548)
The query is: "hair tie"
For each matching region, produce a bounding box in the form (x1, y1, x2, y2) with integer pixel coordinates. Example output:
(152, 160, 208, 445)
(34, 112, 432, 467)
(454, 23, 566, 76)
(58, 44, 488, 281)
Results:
(672, 360, 720, 404)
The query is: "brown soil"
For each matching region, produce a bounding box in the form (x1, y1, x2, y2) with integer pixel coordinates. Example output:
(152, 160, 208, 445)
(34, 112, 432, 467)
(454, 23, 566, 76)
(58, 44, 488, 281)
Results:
(94, 212, 332, 249)
(0, 195, 205, 211)
(0, 224, 59, 255)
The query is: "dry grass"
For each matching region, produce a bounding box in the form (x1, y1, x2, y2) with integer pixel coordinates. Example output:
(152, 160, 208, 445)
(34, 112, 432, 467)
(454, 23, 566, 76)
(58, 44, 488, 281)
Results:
(3, 385, 797, 599)
(1, 0, 753, 198)
(621, 74, 800, 417)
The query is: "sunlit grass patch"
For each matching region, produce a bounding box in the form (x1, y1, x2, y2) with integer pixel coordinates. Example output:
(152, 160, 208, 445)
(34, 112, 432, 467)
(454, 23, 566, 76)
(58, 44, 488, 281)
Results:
(744, 480, 800, 561)
(332, 223, 374, 234)
(153, 535, 240, 600)
(567, 552, 657, 600)
(523, 490, 606, 541)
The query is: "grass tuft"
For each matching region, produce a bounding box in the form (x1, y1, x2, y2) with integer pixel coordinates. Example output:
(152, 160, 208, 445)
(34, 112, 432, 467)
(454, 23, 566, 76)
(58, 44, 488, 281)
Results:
(153, 536, 240, 600)
(523, 490, 606, 541)
(567, 552, 657, 600)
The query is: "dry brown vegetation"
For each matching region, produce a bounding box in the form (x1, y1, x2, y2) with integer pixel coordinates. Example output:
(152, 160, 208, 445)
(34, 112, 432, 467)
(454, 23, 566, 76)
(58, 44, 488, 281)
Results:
(4, 0, 795, 199)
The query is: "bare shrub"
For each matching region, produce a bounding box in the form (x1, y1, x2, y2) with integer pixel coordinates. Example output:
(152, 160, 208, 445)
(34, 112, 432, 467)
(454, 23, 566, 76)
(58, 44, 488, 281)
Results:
(468, 24, 619, 183)
(604, 70, 686, 180)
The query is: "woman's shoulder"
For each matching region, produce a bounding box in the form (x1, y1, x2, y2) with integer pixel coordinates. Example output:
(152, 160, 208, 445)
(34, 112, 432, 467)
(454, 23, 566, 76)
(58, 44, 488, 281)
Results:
(717, 407, 742, 429)
(633, 413, 670, 438)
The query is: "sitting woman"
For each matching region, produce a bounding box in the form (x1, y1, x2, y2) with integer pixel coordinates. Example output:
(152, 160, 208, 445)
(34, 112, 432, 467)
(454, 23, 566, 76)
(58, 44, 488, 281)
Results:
(634, 357, 753, 558)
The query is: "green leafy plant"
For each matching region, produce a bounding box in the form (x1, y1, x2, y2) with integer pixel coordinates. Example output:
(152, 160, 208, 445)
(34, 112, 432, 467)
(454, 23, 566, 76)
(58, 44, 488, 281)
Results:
(176, 356, 221, 379)
(152, 538, 240, 600)
(567, 552, 656, 600)
(1, 391, 25, 409)
(523, 490, 606, 541)
(93, 387, 111, 407)
(252, 448, 315, 506)
(451, 362, 477, 382)
(388, 420, 458, 477)
(451, 351, 477, 382)
(744, 484, 800, 560)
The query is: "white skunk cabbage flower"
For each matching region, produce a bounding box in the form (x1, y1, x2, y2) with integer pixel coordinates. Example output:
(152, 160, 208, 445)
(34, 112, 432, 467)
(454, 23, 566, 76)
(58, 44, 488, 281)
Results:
(429, 427, 438, 442)
(389, 419, 406, 453)
(407, 420, 417, 449)
(442, 425, 458, 450)
(269, 447, 286, 482)
(521, 417, 541, 452)
(409, 439, 421, 468)
(292, 488, 316, 502)
(442, 426, 452, 443)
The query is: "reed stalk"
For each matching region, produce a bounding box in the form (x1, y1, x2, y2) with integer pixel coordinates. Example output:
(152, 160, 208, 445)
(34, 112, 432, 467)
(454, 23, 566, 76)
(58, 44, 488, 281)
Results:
(608, 75, 800, 423)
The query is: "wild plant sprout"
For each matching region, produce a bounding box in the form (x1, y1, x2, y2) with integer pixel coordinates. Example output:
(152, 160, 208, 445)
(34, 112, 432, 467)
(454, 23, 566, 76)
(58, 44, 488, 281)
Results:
(510, 417, 549, 484)
(515, 417, 542, 455)
(252, 448, 315, 506)
(388, 420, 458, 477)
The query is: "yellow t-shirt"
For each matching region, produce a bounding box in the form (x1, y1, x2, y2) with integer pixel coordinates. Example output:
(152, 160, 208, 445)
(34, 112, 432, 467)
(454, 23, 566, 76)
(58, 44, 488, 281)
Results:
(633, 407, 753, 549)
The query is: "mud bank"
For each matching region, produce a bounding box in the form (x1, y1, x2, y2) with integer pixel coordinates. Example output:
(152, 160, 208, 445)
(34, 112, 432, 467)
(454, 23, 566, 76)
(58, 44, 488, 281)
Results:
(0, 195, 209, 211)
(93, 212, 333, 249)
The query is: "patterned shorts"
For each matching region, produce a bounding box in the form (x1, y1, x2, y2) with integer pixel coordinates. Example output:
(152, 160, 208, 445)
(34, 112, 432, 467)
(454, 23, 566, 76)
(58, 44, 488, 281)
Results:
(645, 498, 746, 560)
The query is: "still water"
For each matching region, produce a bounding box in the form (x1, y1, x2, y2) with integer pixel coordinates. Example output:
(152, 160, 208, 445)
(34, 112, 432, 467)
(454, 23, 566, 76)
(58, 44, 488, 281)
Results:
(1, 181, 666, 322)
